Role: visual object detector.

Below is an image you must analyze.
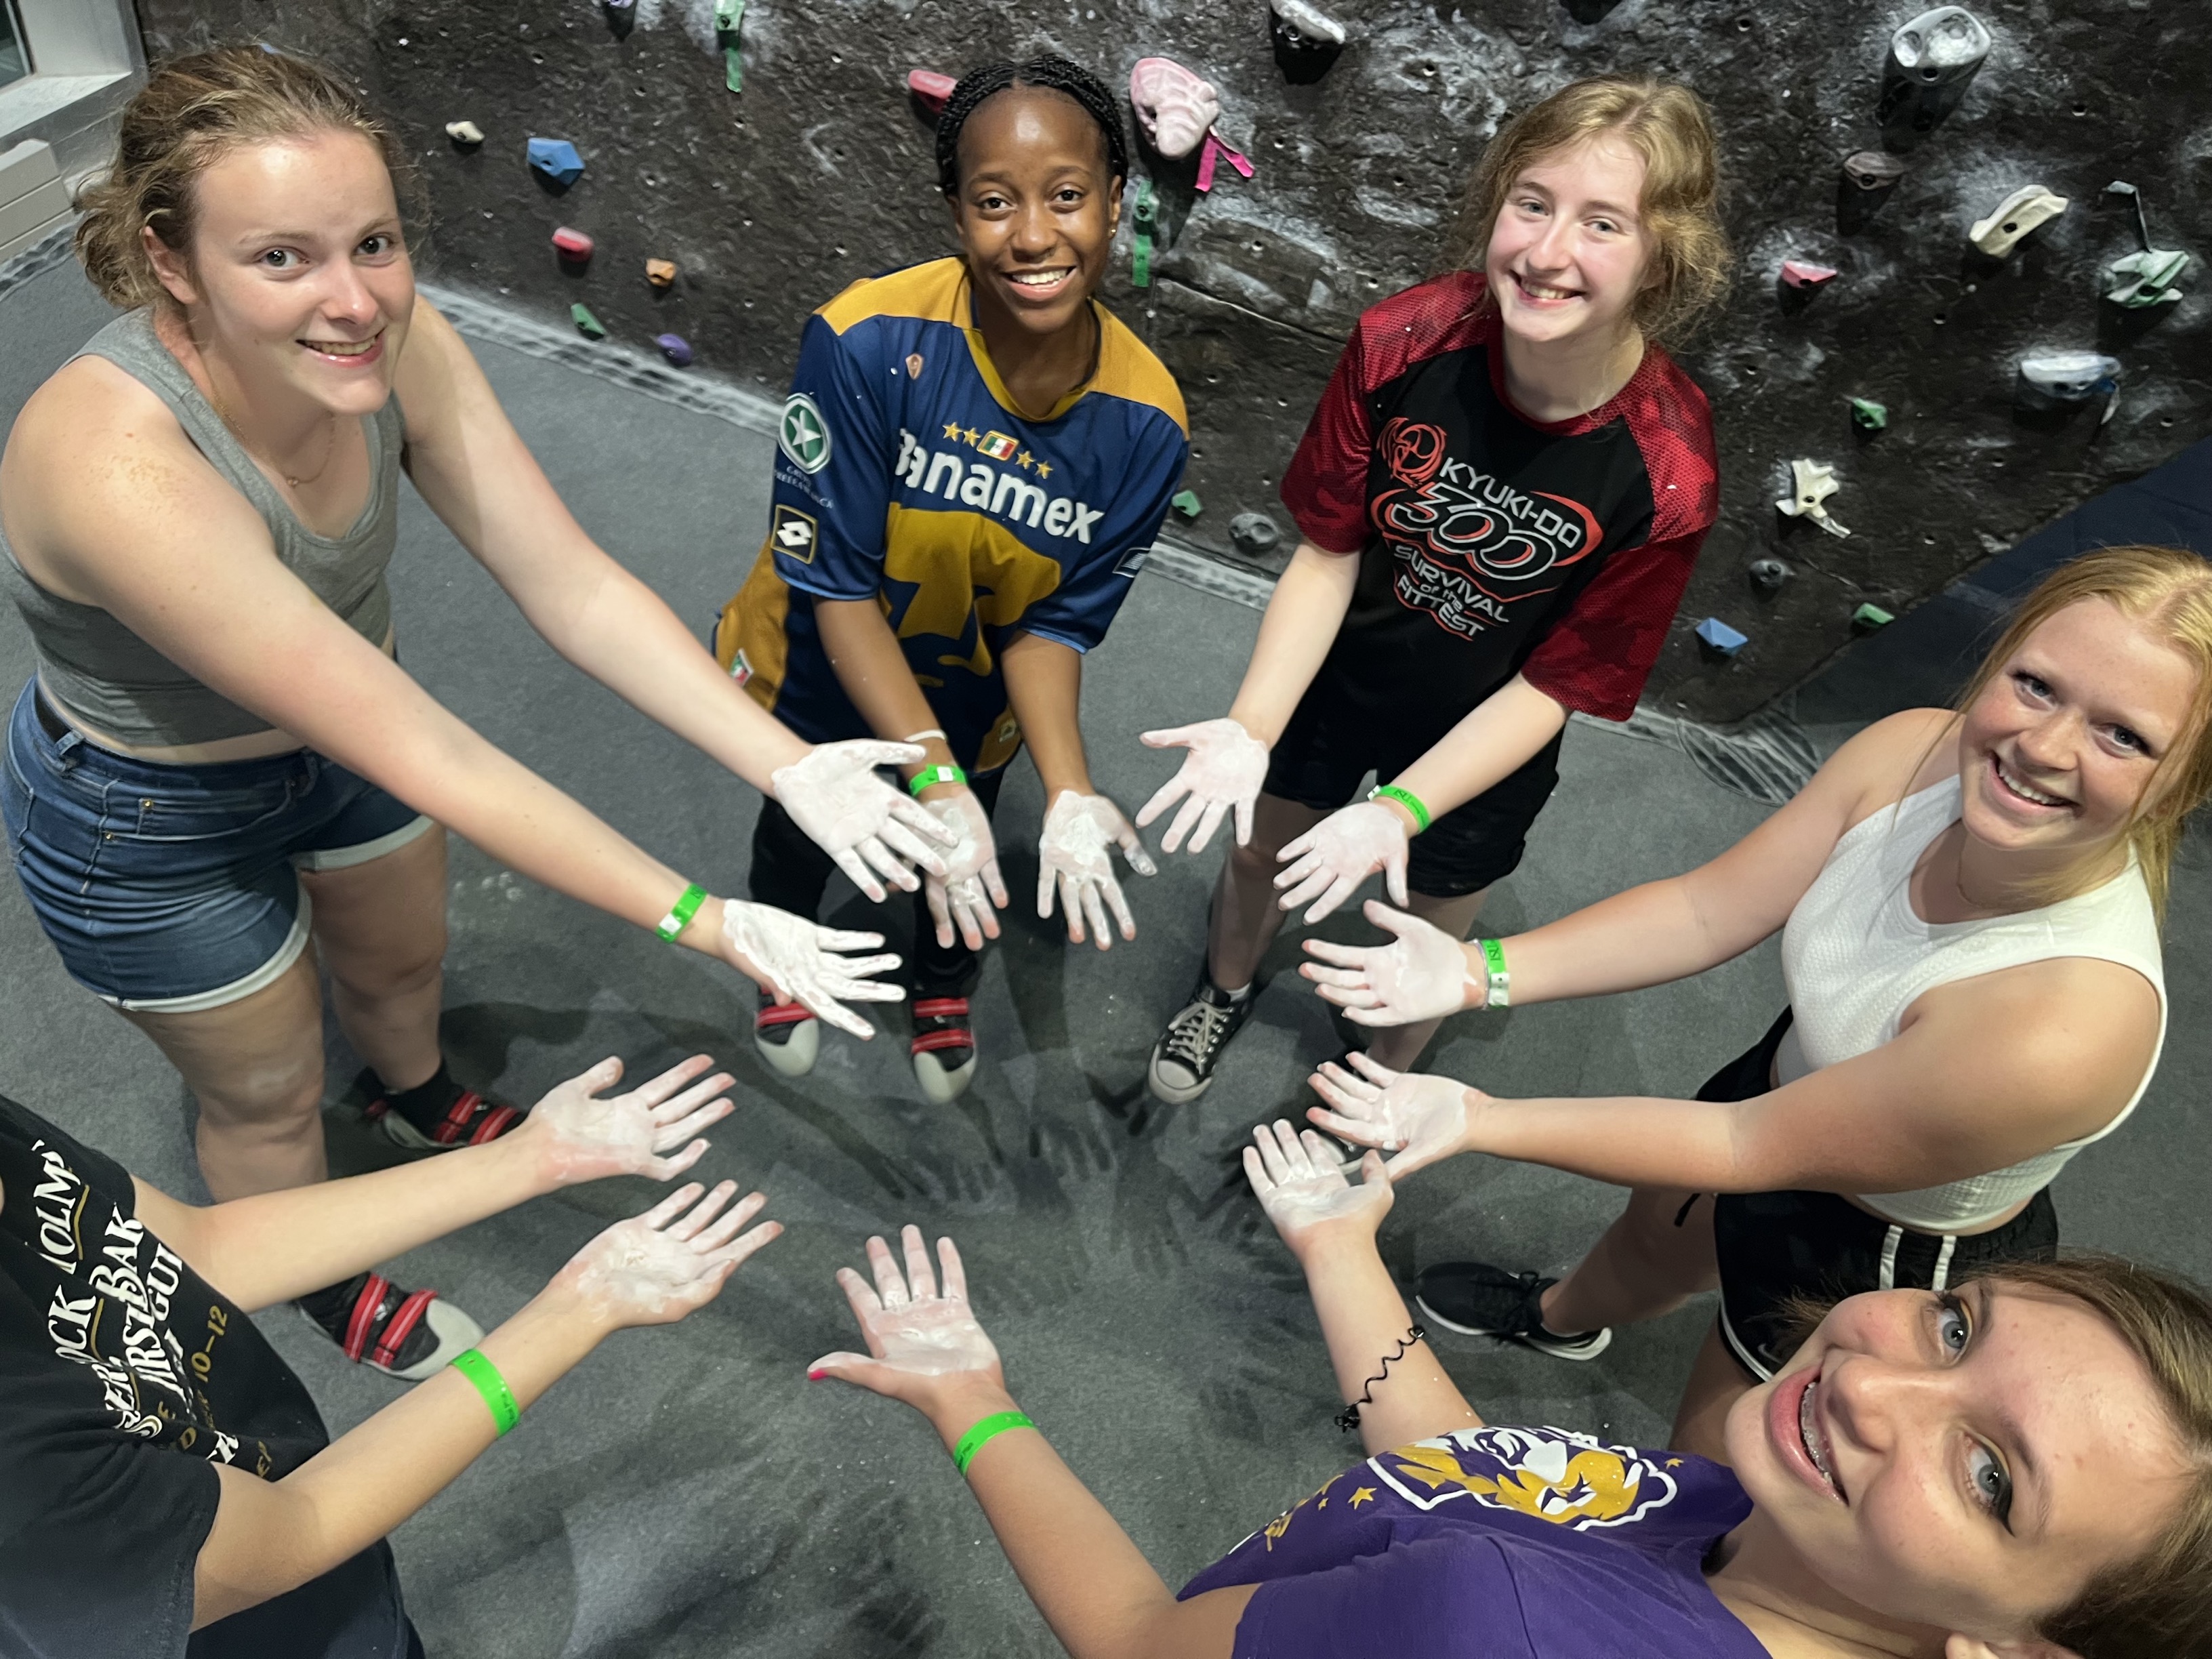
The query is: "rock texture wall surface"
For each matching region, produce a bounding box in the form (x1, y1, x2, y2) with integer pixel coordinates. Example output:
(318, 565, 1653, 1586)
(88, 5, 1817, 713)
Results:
(136, 0, 2210, 722)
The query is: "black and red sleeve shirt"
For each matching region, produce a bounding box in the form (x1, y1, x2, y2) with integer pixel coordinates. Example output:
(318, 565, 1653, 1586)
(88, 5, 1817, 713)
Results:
(1281, 270, 1718, 751)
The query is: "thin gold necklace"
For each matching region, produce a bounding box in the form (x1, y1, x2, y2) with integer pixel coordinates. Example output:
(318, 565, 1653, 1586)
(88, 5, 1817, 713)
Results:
(209, 386, 337, 490)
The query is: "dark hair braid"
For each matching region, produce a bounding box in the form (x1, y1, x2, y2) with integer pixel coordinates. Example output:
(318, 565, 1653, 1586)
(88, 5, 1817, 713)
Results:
(934, 56, 1128, 197)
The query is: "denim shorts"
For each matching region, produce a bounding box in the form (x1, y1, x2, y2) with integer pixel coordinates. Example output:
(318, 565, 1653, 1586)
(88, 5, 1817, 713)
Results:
(1, 682, 433, 1011)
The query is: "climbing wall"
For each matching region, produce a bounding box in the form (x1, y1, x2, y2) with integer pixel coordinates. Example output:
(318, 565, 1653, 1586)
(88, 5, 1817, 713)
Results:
(134, 0, 2211, 723)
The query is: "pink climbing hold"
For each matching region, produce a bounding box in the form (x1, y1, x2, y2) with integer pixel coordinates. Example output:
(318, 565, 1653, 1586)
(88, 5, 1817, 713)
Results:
(907, 69, 956, 116)
(1129, 57, 1220, 160)
(552, 226, 594, 262)
(1780, 259, 1839, 289)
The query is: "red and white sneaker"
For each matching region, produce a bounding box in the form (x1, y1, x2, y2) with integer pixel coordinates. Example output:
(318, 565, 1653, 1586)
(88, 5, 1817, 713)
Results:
(909, 996, 977, 1103)
(363, 1079, 521, 1151)
(754, 991, 820, 1078)
(298, 1271, 484, 1381)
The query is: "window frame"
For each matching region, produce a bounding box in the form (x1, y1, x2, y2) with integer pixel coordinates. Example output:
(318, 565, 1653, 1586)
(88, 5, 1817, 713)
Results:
(0, 0, 142, 263)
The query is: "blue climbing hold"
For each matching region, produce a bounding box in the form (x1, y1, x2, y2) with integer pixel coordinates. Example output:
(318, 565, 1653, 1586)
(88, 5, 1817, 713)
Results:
(655, 333, 693, 367)
(1696, 617, 1748, 656)
(527, 137, 584, 187)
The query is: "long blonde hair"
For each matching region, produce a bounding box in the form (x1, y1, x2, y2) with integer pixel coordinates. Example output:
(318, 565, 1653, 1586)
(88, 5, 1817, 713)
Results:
(1447, 75, 1732, 348)
(1948, 545, 2212, 915)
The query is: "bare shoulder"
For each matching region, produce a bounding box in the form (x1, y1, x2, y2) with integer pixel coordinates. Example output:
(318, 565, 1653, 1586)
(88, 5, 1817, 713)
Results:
(389, 293, 483, 436)
(0, 354, 264, 601)
(1814, 708, 1959, 829)
(1918, 954, 2163, 1134)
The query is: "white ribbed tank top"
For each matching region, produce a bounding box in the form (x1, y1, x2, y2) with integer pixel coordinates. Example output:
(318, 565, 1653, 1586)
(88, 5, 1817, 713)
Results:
(1776, 775, 2166, 1231)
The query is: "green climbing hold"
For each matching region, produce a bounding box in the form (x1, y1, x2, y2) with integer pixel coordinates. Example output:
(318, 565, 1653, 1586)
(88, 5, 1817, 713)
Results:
(2105, 247, 2189, 309)
(1851, 602, 1894, 631)
(1847, 396, 1888, 433)
(1131, 178, 1158, 289)
(716, 0, 744, 91)
(571, 302, 607, 340)
(1171, 489, 1202, 518)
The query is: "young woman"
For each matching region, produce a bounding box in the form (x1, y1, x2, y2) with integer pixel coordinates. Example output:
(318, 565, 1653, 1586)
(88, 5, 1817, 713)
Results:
(1296, 545, 2207, 1452)
(714, 56, 1188, 1105)
(808, 1137, 2212, 1658)
(1135, 75, 1728, 1106)
(0, 49, 940, 1372)
(0, 1052, 777, 1658)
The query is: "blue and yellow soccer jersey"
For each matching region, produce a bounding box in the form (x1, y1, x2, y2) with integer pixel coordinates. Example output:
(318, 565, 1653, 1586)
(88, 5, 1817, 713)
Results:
(714, 257, 1189, 774)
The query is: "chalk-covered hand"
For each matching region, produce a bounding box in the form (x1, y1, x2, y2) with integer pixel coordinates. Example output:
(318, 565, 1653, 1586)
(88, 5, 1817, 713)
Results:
(1274, 801, 1409, 922)
(771, 741, 956, 902)
(1037, 790, 1158, 949)
(519, 1054, 735, 1186)
(1135, 717, 1271, 854)
(720, 901, 903, 1039)
(808, 1225, 1006, 1412)
(922, 790, 1008, 951)
(1307, 1052, 1474, 1179)
(1243, 1120, 1393, 1261)
(553, 1181, 781, 1330)
(1300, 900, 1475, 1026)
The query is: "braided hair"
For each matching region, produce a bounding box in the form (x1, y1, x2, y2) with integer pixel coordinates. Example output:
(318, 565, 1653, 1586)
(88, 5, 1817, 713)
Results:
(934, 56, 1128, 198)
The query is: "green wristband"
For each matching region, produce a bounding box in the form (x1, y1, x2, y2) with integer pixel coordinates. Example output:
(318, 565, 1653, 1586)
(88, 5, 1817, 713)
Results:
(1477, 937, 1510, 1009)
(1368, 783, 1433, 834)
(451, 1347, 520, 1437)
(952, 1409, 1037, 1477)
(655, 881, 708, 943)
(908, 763, 966, 797)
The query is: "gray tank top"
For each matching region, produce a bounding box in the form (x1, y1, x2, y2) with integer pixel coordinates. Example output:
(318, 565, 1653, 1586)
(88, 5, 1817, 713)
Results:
(0, 307, 403, 745)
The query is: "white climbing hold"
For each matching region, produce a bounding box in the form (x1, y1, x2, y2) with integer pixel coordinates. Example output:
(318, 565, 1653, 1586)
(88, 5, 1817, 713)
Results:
(445, 120, 484, 146)
(1271, 0, 1347, 47)
(1776, 459, 1851, 539)
(1969, 186, 2068, 258)
(1889, 6, 1992, 81)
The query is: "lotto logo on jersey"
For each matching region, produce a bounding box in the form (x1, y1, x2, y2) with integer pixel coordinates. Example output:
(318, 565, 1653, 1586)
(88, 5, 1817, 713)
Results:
(890, 428, 1106, 545)
(771, 504, 819, 563)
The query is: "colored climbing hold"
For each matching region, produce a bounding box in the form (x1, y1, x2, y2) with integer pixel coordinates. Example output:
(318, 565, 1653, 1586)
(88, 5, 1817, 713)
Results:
(1780, 260, 1839, 289)
(1847, 396, 1889, 433)
(1775, 458, 1851, 539)
(1696, 617, 1749, 657)
(1842, 150, 1906, 191)
(1968, 186, 2068, 258)
(1170, 489, 1203, 519)
(1230, 512, 1284, 558)
(1130, 178, 1158, 289)
(655, 333, 693, 367)
(570, 303, 607, 340)
(907, 69, 956, 116)
(551, 226, 594, 262)
(445, 120, 485, 147)
(2017, 352, 2121, 409)
(715, 0, 744, 91)
(527, 137, 584, 188)
(1194, 132, 1254, 194)
(2100, 182, 2190, 308)
(1748, 558, 1793, 594)
(645, 258, 677, 289)
(1852, 603, 1895, 631)
(1130, 58, 1220, 161)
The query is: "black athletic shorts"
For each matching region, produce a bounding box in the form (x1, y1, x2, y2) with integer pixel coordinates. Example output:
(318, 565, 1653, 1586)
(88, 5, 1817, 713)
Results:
(1698, 1010, 2061, 1380)
(1263, 699, 1564, 899)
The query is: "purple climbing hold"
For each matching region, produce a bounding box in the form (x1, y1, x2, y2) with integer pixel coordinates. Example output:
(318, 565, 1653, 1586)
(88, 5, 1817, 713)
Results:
(527, 136, 585, 188)
(655, 333, 693, 367)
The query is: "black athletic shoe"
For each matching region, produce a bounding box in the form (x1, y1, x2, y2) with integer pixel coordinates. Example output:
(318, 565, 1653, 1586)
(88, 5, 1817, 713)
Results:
(361, 1064, 523, 1151)
(1147, 973, 1254, 1105)
(1413, 1263, 1613, 1361)
(297, 1271, 483, 1380)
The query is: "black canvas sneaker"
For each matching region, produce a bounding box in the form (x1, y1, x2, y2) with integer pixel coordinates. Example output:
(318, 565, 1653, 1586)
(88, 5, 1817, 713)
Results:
(1146, 972, 1254, 1105)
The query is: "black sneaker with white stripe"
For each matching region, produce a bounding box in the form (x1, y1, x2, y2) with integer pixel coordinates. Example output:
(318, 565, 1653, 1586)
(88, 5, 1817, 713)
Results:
(1414, 1262, 1612, 1361)
(1146, 972, 1254, 1105)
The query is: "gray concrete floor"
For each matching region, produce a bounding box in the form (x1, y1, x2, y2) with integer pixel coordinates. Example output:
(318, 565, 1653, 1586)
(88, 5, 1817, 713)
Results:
(3, 255, 2208, 1658)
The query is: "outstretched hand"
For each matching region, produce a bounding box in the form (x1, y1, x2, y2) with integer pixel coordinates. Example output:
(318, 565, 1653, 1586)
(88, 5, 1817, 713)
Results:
(519, 1054, 735, 1185)
(1037, 791, 1157, 949)
(1135, 717, 1271, 854)
(1273, 801, 1409, 922)
(808, 1225, 1005, 1413)
(922, 789, 1009, 951)
(720, 901, 903, 1039)
(771, 741, 956, 902)
(1243, 1119, 1393, 1261)
(1307, 1052, 1473, 1179)
(554, 1181, 781, 1330)
(1300, 900, 1474, 1025)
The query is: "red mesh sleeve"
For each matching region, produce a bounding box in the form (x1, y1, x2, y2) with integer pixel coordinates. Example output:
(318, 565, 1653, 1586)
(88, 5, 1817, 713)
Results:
(1520, 526, 1707, 720)
(1279, 331, 1374, 554)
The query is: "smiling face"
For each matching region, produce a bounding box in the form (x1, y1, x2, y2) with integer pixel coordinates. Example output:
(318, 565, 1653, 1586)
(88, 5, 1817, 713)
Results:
(947, 86, 1121, 342)
(146, 129, 413, 415)
(1726, 1283, 2188, 1641)
(1955, 597, 2200, 866)
(1483, 134, 1656, 348)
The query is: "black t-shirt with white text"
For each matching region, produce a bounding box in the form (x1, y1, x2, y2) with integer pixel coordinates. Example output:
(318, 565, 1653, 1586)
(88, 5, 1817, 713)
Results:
(0, 1091, 409, 1658)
